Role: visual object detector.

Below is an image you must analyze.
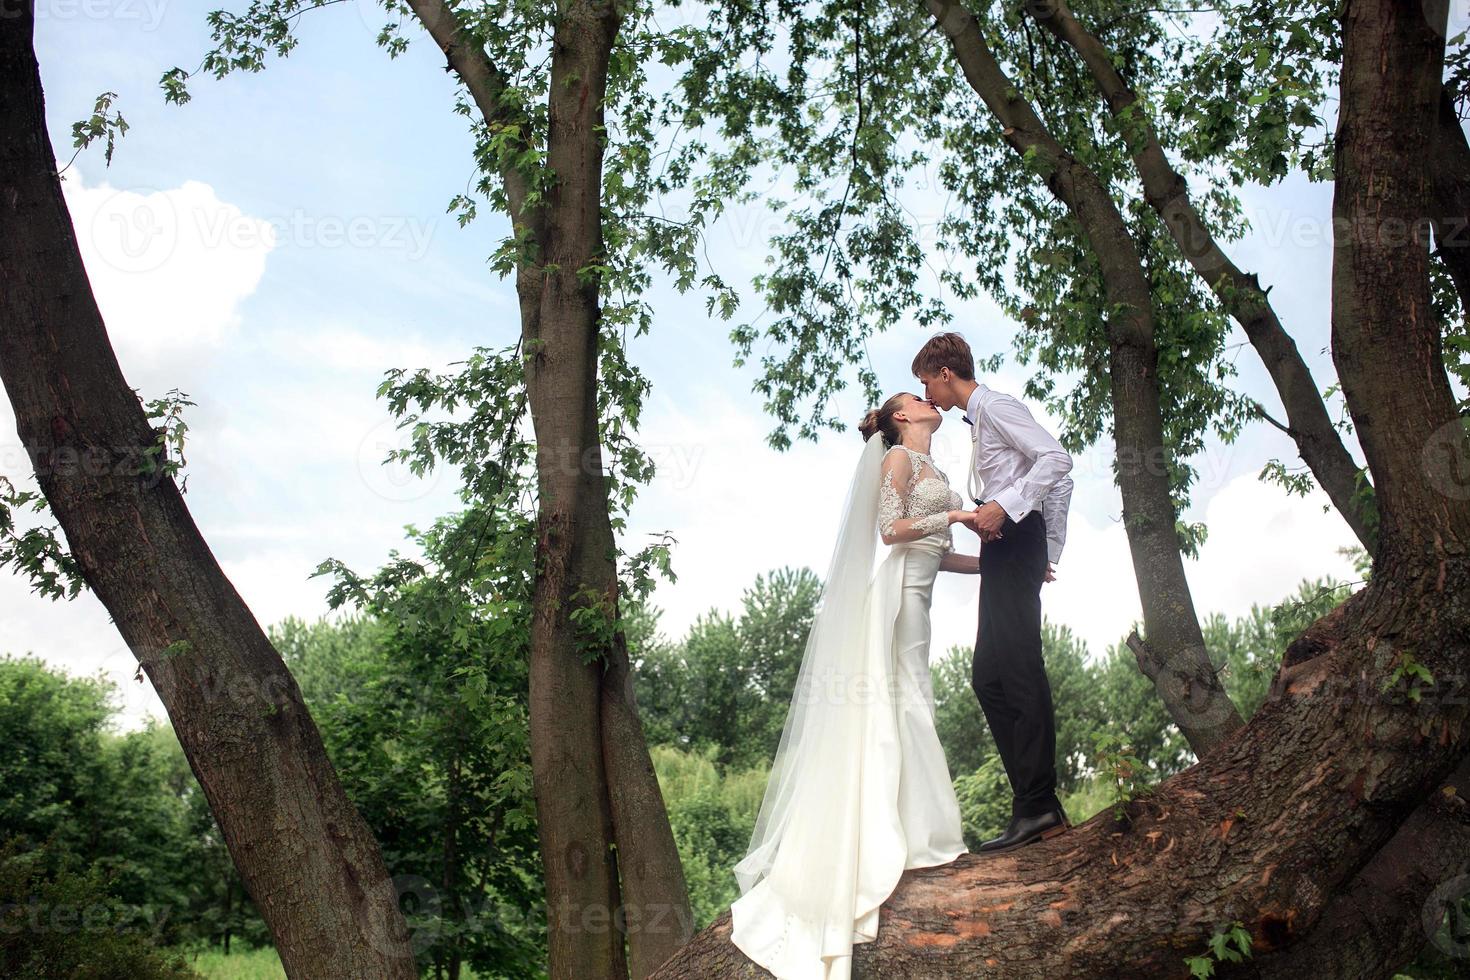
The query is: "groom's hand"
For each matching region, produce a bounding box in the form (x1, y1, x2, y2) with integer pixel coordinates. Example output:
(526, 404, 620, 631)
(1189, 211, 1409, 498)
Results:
(973, 501, 1007, 541)
(1044, 562, 1056, 583)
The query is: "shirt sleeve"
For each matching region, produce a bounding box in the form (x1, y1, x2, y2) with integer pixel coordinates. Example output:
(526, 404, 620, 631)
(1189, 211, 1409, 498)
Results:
(987, 395, 1075, 524)
(1042, 474, 1073, 564)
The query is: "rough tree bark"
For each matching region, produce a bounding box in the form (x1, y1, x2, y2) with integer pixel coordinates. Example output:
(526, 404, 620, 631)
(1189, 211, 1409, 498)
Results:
(1331, 3, 1461, 563)
(0, 7, 416, 977)
(928, 0, 1245, 756)
(1247, 754, 1470, 977)
(1432, 84, 1470, 311)
(649, 0, 1470, 975)
(1024, 0, 1380, 555)
(405, 2, 693, 977)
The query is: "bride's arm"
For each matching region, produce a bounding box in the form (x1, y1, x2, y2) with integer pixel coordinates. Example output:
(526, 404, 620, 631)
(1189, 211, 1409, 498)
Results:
(878, 448, 972, 546)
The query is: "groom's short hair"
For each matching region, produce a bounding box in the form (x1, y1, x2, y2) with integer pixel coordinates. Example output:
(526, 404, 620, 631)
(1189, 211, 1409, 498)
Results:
(911, 332, 976, 381)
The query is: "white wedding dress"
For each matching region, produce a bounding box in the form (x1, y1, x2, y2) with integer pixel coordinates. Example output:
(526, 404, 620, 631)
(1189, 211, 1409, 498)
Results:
(730, 439, 969, 980)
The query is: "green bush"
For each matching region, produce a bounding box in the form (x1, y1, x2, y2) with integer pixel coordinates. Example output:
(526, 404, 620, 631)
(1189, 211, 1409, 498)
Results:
(652, 744, 768, 929)
(0, 835, 198, 979)
(953, 756, 1012, 850)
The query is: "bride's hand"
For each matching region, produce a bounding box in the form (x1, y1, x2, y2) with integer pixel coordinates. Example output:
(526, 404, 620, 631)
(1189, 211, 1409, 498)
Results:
(949, 509, 979, 532)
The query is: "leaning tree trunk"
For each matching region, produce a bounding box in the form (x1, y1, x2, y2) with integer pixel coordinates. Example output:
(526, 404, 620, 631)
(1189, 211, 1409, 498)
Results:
(0, 7, 416, 977)
(1025, 0, 1380, 555)
(405, 2, 693, 976)
(1432, 84, 1470, 311)
(928, 0, 1244, 756)
(650, 0, 1470, 975)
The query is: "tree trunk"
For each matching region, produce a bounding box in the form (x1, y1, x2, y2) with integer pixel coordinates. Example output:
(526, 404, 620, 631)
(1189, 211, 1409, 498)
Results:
(927, 0, 1244, 756)
(1432, 84, 1470, 311)
(649, 1, 1470, 975)
(0, 7, 416, 976)
(600, 620, 699, 973)
(519, 7, 632, 973)
(404, 2, 694, 976)
(1024, 0, 1380, 555)
(1332, 0, 1465, 567)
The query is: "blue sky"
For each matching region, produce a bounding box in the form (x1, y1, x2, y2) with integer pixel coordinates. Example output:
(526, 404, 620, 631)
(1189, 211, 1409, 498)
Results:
(15, 2, 1455, 730)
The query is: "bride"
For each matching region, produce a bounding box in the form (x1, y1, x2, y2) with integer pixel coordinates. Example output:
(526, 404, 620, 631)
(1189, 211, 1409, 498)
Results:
(730, 391, 980, 980)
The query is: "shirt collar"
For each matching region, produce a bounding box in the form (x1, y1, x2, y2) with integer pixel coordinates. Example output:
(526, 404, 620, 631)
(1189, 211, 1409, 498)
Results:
(962, 383, 988, 426)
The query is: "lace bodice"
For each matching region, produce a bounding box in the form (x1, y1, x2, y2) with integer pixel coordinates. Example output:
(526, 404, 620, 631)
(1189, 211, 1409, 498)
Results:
(878, 445, 962, 552)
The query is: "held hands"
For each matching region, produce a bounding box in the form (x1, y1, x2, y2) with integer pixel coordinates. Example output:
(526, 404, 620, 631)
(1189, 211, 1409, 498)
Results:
(971, 501, 1007, 542)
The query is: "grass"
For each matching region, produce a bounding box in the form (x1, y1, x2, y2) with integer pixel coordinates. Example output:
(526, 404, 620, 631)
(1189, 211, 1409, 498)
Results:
(171, 944, 284, 979)
(172, 944, 507, 979)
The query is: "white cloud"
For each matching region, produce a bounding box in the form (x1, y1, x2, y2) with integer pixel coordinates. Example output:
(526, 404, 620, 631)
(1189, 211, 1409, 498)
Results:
(628, 388, 860, 636)
(217, 550, 348, 638)
(0, 166, 315, 731)
(256, 321, 464, 376)
(0, 579, 164, 733)
(1184, 471, 1361, 618)
(60, 164, 273, 381)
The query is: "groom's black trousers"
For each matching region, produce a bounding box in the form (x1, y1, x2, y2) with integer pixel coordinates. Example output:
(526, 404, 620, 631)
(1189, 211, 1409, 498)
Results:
(971, 507, 1061, 820)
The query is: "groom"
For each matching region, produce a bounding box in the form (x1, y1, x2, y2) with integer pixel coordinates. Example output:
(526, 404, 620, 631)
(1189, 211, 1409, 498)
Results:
(913, 332, 1075, 852)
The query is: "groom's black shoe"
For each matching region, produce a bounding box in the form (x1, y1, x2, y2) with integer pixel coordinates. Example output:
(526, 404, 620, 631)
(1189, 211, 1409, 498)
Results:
(977, 807, 1068, 853)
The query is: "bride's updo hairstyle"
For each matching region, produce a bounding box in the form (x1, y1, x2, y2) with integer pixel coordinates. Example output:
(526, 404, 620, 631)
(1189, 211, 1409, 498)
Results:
(858, 393, 909, 448)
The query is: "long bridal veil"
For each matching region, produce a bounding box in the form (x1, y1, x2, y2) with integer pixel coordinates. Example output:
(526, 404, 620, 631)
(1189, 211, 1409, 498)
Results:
(731, 431, 968, 978)
(732, 431, 886, 898)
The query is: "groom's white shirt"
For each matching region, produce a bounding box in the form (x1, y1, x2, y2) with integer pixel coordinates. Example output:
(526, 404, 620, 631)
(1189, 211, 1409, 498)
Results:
(963, 383, 1074, 565)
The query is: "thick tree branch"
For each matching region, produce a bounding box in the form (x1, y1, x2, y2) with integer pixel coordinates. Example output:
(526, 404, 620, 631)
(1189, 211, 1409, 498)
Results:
(405, 0, 545, 247)
(1331, 0, 1468, 564)
(1248, 755, 1470, 978)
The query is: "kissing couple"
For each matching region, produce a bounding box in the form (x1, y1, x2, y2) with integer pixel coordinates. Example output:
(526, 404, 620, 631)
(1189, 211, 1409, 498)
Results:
(729, 331, 1077, 980)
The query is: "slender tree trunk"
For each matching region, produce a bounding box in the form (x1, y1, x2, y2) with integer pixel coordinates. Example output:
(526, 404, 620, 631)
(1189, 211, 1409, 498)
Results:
(1432, 84, 1470, 311)
(1024, 0, 1380, 554)
(599, 621, 698, 973)
(519, 6, 630, 968)
(0, 7, 416, 976)
(927, 0, 1244, 755)
(406, 3, 693, 976)
(651, 1, 1470, 975)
